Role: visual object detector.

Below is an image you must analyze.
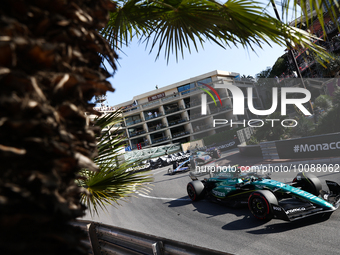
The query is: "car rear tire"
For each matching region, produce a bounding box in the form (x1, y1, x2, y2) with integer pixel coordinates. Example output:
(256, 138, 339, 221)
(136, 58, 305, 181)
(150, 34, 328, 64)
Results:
(248, 190, 278, 220)
(187, 181, 205, 201)
(292, 172, 322, 196)
(212, 150, 221, 159)
(168, 168, 173, 175)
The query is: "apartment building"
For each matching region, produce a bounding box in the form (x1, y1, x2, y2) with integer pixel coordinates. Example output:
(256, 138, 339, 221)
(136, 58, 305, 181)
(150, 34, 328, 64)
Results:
(102, 70, 262, 151)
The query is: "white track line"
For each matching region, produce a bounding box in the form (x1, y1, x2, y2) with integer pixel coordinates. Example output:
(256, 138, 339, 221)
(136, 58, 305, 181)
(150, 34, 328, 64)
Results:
(134, 167, 191, 201)
(135, 191, 190, 201)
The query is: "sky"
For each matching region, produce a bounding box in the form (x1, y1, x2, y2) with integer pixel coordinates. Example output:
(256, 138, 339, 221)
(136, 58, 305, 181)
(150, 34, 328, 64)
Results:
(104, 41, 286, 107)
(103, 3, 293, 107)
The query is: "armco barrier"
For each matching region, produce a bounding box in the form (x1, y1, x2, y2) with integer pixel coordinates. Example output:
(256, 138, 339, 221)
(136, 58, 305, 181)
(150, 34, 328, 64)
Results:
(275, 132, 340, 159)
(71, 220, 233, 255)
(260, 141, 279, 159)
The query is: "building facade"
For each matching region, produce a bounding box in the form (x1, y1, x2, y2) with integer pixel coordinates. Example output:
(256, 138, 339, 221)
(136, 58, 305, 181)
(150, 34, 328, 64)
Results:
(102, 70, 262, 151)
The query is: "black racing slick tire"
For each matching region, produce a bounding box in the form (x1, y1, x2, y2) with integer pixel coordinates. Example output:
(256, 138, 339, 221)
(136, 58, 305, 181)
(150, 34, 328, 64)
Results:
(292, 172, 322, 196)
(212, 150, 221, 159)
(248, 190, 278, 221)
(187, 181, 205, 201)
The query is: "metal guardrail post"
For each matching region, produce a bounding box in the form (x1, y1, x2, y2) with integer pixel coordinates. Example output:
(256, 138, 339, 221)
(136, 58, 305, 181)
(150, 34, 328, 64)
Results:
(74, 220, 234, 255)
(152, 241, 164, 255)
(87, 222, 101, 255)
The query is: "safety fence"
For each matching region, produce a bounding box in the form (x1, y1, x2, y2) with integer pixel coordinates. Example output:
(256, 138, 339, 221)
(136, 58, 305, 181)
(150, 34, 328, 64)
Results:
(71, 220, 233, 255)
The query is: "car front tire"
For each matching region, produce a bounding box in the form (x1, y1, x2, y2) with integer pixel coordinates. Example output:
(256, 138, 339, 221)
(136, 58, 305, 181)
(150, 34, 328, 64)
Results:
(248, 190, 278, 221)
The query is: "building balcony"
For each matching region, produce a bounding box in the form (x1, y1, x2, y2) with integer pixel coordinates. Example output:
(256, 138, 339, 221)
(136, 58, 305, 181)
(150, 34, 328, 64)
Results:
(164, 106, 184, 115)
(141, 100, 160, 109)
(210, 106, 232, 114)
(144, 112, 164, 121)
(189, 113, 210, 120)
(185, 100, 201, 109)
(168, 118, 188, 126)
(193, 123, 213, 133)
(126, 119, 142, 126)
(161, 92, 180, 103)
(151, 136, 170, 144)
(129, 130, 146, 138)
(206, 93, 228, 103)
(172, 131, 190, 138)
(122, 105, 141, 115)
(148, 124, 167, 132)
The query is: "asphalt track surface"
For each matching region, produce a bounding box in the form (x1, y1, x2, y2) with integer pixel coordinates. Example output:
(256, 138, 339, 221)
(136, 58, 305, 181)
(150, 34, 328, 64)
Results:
(83, 151, 340, 255)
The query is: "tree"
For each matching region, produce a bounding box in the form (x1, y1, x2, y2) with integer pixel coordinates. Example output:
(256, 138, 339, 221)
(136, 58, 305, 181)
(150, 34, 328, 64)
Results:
(290, 116, 315, 137)
(78, 110, 152, 216)
(314, 94, 332, 110)
(0, 0, 339, 254)
(102, 0, 331, 63)
(0, 0, 117, 254)
(315, 53, 340, 77)
(316, 88, 340, 134)
(269, 54, 289, 78)
(251, 112, 290, 142)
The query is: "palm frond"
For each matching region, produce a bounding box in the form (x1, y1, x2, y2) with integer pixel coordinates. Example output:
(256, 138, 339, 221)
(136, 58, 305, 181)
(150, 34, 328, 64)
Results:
(78, 108, 153, 216)
(101, 0, 335, 63)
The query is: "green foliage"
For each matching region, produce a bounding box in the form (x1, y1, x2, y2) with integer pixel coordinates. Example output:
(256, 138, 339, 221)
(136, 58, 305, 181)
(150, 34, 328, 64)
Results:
(101, 0, 331, 63)
(314, 94, 332, 110)
(246, 135, 260, 145)
(315, 53, 340, 77)
(290, 116, 315, 137)
(268, 54, 288, 78)
(77, 109, 153, 216)
(315, 88, 340, 134)
(252, 112, 290, 142)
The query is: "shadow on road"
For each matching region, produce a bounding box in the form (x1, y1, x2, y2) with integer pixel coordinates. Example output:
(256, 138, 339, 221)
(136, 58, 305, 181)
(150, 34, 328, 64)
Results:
(151, 173, 189, 184)
(165, 196, 192, 207)
(167, 197, 256, 219)
(167, 196, 333, 233)
(222, 213, 331, 233)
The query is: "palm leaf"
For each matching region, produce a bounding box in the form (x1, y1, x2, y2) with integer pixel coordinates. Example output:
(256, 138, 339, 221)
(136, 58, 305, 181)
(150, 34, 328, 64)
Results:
(101, 0, 335, 63)
(78, 108, 153, 216)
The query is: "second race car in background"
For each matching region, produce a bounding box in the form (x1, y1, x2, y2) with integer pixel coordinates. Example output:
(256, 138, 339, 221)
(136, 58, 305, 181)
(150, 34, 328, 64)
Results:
(193, 149, 221, 166)
(168, 159, 191, 175)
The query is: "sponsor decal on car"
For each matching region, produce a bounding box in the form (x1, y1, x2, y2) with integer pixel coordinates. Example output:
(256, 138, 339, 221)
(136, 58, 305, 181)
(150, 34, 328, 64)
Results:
(227, 179, 237, 183)
(212, 190, 225, 197)
(273, 206, 282, 211)
(285, 207, 306, 214)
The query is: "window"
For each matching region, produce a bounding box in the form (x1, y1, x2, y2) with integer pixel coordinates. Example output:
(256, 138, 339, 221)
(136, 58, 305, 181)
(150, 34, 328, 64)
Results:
(177, 82, 195, 95)
(197, 77, 212, 86)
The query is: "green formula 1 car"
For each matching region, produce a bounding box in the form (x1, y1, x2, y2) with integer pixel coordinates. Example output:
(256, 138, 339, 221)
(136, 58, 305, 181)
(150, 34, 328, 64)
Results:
(187, 168, 340, 221)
